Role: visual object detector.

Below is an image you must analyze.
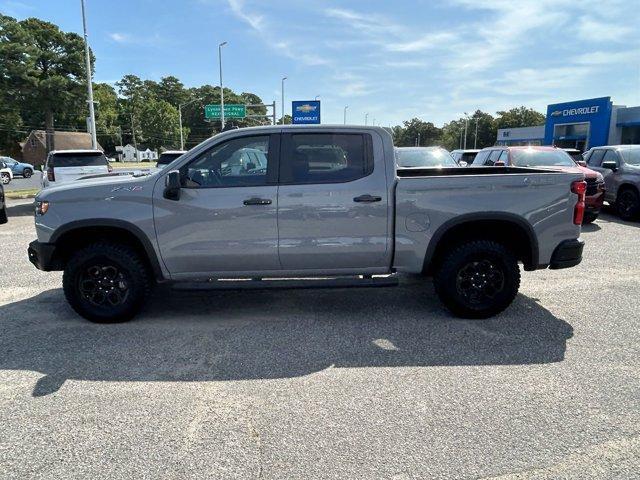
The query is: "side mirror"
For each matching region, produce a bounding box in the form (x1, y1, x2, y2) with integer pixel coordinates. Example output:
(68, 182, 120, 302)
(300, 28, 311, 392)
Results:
(576, 160, 587, 167)
(164, 170, 181, 200)
(494, 160, 506, 167)
(458, 161, 468, 167)
(601, 160, 618, 172)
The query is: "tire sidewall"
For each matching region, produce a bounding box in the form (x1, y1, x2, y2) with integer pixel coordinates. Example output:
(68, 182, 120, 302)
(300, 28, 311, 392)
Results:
(23, 169, 32, 178)
(617, 189, 640, 220)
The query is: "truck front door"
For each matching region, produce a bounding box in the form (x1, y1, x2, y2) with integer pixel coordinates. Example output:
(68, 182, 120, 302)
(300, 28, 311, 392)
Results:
(277, 131, 390, 271)
(153, 134, 280, 278)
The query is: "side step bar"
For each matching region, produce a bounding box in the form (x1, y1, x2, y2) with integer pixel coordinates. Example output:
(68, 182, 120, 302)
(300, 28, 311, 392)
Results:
(172, 274, 399, 291)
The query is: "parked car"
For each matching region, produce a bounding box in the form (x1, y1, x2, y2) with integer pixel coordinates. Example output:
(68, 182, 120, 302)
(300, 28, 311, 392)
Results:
(156, 150, 187, 167)
(451, 149, 481, 166)
(395, 147, 458, 168)
(28, 125, 586, 323)
(0, 160, 14, 185)
(0, 156, 35, 178)
(583, 145, 640, 220)
(562, 148, 584, 163)
(473, 146, 604, 223)
(0, 181, 7, 224)
(42, 150, 112, 188)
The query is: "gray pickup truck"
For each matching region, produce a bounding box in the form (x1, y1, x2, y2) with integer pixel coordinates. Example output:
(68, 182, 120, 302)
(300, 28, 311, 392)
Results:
(28, 125, 586, 323)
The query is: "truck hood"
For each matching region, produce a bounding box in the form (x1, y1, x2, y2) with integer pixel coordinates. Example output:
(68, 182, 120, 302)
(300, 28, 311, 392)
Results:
(37, 171, 158, 200)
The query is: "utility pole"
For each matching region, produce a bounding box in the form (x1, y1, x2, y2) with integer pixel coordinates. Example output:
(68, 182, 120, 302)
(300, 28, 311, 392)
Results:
(463, 112, 469, 150)
(416, 132, 421, 146)
(178, 98, 199, 150)
(281, 76, 287, 124)
(218, 41, 227, 130)
(130, 113, 138, 161)
(474, 118, 479, 149)
(343, 105, 348, 125)
(80, 0, 97, 149)
(365, 113, 369, 126)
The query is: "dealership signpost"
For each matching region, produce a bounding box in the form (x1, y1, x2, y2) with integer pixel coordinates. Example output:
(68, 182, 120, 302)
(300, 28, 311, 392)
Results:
(292, 100, 321, 124)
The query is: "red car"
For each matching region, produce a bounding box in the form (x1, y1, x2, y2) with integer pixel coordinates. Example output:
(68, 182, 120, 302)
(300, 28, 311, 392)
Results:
(472, 146, 605, 224)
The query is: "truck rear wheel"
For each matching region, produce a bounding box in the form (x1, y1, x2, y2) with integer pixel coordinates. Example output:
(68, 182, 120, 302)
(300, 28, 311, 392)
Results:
(63, 242, 151, 323)
(616, 188, 640, 221)
(434, 240, 520, 319)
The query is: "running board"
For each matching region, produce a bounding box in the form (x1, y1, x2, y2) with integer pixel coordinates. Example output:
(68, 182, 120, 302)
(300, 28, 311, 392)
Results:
(172, 275, 399, 291)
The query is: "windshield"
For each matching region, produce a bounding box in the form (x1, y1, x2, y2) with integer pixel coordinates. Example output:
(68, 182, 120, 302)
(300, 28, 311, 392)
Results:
(510, 149, 575, 167)
(396, 148, 457, 168)
(157, 153, 184, 165)
(620, 148, 640, 165)
(49, 152, 108, 167)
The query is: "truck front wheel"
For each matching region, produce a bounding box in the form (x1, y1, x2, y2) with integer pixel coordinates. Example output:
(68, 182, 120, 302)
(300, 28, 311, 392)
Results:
(63, 242, 151, 323)
(434, 240, 520, 319)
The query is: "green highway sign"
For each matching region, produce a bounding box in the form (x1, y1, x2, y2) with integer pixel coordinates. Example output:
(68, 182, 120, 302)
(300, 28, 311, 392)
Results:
(204, 104, 246, 119)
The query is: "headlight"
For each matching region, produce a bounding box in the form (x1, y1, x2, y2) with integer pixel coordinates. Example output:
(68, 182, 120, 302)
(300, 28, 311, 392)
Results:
(35, 200, 49, 215)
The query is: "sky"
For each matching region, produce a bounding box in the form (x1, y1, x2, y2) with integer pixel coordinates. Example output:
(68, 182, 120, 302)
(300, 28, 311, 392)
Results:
(2, 0, 640, 126)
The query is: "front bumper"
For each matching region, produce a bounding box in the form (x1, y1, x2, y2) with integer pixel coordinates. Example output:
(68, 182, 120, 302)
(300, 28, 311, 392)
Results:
(28, 240, 59, 271)
(549, 239, 584, 270)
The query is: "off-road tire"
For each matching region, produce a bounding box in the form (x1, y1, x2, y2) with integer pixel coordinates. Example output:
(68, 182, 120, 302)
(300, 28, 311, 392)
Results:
(22, 169, 32, 178)
(63, 242, 152, 323)
(434, 240, 520, 319)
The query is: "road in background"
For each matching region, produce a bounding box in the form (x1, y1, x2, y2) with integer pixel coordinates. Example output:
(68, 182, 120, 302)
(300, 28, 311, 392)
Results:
(0, 200, 639, 479)
(4, 171, 42, 192)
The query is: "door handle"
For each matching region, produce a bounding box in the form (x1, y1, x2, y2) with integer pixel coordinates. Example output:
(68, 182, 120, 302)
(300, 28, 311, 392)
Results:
(353, 194, 382, 203)
(243, 197, 272, 206)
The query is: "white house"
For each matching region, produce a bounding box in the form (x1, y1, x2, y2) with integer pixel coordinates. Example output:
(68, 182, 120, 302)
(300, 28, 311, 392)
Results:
(121, 144, 158, 162)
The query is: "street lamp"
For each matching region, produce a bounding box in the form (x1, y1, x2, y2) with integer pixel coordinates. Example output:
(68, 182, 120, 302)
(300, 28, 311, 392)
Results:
(343, 105, 348, 125)
(281, 76, 287, 124)
(218, 41, 227, 130)
(474, 117, 479, 149)
(365, 113, 369, 126)
(80, 0, 97, 149)
(178, 98, 200, 150)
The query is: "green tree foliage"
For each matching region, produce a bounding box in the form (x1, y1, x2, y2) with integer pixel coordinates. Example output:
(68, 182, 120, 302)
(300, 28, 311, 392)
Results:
(0, 15, 87, 152)
(93, 83, 120, 152)
(392, 118, 442, 147)
(441, 110, 497, 150)
(138, 99, 181, 150)
(495, 106, 546, 129)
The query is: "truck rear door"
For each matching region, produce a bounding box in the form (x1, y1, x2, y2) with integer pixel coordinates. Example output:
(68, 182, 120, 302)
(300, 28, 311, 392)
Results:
(277, 131, 390, 271)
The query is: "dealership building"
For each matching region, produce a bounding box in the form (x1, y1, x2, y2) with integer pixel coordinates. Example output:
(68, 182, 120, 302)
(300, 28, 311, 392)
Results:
(496, 97, 640, 151)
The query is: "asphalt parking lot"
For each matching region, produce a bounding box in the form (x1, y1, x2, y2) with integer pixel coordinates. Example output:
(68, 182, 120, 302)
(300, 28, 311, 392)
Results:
(0, 199, 638, 479)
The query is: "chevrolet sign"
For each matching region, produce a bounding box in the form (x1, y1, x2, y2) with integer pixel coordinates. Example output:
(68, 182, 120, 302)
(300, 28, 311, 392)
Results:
(551, 106, 600, 117)
(292, 100, 321, 124)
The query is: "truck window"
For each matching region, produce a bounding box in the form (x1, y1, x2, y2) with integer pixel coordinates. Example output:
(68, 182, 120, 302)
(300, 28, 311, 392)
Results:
(473, 151, 489, 165)
(498, 150, 509, 164)
(181, 135, 271, 188)
(602, 150, 619, 165)
(587, 149, 605, 167)
(485, 150, 502, 166)
(50, 152, 108, 167)
(281, 133, 372, 184)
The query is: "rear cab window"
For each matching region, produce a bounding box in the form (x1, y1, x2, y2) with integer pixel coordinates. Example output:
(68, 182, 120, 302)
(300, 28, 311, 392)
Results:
(280, 133, 372, 184)
(586, 150, 605, 167)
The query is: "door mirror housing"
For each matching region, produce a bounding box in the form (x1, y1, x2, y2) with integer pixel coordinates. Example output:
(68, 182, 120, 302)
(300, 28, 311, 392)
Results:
(576, 160, 587, 167)
(164, 170, 181, 200)
(494, 160, 506, 167)
(458, 161, 468, 167)
(601, 160, 618, 172)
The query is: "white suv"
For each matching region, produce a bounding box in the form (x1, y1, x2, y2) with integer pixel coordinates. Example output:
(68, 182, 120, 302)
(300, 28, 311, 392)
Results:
(0, 160, 14, 184)
(42, 150, 111, 188)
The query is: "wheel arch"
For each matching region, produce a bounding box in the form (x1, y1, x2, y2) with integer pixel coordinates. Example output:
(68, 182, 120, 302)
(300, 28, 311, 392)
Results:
(423, 213, 538, 275)
(50, 220, 164, 281)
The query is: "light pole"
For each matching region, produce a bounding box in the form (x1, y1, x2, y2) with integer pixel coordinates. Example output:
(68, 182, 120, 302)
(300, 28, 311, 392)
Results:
(281, 76, 287, 124)
(218, 41, 227, 130)
(343, 105, 348, 125)
(474, 118, 479, 149)
(365, 113, 369, 126)
(80, 0, 97, 149)
(178, 98, 199, 150)
(463, 112, 469, 149)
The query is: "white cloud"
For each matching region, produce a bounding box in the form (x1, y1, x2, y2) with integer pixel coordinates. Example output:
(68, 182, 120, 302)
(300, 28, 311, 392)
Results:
(575, 17, 633, 42)
(109, 32, 131, 43)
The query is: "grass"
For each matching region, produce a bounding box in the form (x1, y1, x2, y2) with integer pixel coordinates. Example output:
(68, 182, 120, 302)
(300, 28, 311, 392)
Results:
(110, 161, 156, 169)
(5, 188, 40, 199)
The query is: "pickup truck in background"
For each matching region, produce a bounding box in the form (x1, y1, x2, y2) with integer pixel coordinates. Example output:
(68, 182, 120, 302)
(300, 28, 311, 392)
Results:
(28, 126, 586, 323)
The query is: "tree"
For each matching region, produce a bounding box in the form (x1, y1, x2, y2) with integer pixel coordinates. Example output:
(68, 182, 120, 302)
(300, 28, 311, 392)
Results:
(154, 76, 188, 107)
(0, 16, 87, 151)
(495, 106, 545, 129)
(277, 114, 292, 125)
(93, 83, 120, 152)
(392, 118, 442, 147)
(138, 99, 181, 150)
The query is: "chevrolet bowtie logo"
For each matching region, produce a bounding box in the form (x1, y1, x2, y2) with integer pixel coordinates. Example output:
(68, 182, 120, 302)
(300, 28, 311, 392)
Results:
(296, 104, 317, 113)
(551, 110, 563, 116)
